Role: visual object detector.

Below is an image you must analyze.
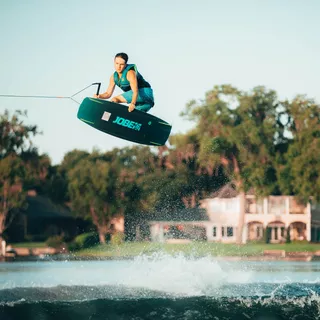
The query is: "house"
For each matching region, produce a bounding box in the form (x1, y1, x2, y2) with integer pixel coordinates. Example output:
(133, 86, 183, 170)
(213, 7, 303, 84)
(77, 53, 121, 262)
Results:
(6, 191, 84, 242)
(7, 190, 125, 243)
(149, 208, 208, 243)
(149, 184, 316, 244)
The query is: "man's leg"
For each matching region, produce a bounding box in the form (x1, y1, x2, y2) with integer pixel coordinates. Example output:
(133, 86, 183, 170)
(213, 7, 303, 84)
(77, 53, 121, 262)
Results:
(135, 102, 154, 112)
(111, 95, 127, 103)
(115, 88, 154, 112)
(134, 88, 154, 112)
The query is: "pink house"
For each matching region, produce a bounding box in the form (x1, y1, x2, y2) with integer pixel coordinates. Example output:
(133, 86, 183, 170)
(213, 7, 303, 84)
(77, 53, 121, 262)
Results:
(149, 184, 318, 244)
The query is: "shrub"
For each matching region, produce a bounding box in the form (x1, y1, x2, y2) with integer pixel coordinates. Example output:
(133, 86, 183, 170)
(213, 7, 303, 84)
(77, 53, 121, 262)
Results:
(71, 232, 100, 250)
(111, 232, 125, 246)
(264, 227, 271, 244)
(46, 235, 64, 248)
(286, 227, 291, 243)
(67, 241, 80, 252)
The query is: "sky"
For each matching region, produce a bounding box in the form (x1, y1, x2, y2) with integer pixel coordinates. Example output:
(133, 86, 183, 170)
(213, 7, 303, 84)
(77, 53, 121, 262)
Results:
(0, 0, 319, 164)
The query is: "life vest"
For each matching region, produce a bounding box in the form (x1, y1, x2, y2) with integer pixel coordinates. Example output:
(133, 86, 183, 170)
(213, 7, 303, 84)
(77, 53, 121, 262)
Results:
(113, 64, 151, 92)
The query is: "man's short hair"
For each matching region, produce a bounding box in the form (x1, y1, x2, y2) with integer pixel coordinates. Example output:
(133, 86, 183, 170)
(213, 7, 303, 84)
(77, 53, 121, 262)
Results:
(115, 52, 128, 63)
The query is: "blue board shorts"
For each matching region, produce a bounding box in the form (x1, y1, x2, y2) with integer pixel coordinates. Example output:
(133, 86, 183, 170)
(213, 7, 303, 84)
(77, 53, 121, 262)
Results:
(121, 87, 154, 112)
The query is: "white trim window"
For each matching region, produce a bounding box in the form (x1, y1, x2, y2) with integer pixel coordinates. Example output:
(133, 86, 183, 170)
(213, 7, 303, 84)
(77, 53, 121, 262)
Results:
(227, 227, 234, 237)
(222, 226, 234, 237)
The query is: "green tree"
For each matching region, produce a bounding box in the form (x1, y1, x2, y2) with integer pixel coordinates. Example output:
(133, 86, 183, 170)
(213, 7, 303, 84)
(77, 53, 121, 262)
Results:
(60, 149, 90, 173)
(168, 132, 226, 207)
(115, 146, 156, 213)
(277, 95, 320, 203)
(47, 149, 91, 205)
(0, 110, 40, 245)
(0, 110, 39, 159)
(20, 150, 51, 193)
(0, 155, 26, 243)
(67, 151, 121, 243)
(181, 85, 283, 243)
(45, 165, 69, 204)
(113, 146, 156, 240)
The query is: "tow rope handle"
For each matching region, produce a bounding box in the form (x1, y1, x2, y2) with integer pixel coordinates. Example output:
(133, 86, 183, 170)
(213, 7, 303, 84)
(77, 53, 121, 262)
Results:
(92, 82, 101, 95)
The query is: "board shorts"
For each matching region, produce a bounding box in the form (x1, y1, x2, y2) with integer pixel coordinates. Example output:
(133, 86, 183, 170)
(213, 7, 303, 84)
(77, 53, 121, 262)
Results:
(121, 87, 154, 112)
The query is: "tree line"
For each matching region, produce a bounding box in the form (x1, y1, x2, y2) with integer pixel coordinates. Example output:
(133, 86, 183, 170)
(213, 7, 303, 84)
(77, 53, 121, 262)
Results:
(1, 85, 319, 243)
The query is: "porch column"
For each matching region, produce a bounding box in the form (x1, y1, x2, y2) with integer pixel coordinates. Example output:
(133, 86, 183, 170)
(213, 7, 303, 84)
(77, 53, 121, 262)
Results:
(158, 224, 165, 243)
(217, 225, 221, 241)
(306, 222, 311, 241)
(242, 224, 247, 244)
(289, 226, 293, 240)
(277, 227, 282, 241)
(205, 225, 212, 241)
(307, 202, 311, 217)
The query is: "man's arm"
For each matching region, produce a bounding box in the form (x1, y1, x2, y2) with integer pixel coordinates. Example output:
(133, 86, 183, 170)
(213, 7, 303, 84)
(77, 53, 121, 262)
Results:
(94, 75, 115, 99)
(127, 70, 138, 112)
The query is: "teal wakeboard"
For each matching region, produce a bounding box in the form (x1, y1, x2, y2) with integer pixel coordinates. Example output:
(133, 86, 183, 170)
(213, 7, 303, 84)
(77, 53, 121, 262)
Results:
(77, 97, 171, 146)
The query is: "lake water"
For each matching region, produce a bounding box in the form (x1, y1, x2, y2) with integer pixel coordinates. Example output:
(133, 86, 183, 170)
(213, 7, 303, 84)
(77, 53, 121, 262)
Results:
(1, 253, 320, 319)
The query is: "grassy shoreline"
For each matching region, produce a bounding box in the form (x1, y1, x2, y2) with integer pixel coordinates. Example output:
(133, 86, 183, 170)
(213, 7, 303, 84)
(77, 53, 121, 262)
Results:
(10, 241, 320, 259)
(72, 242, 320, 258)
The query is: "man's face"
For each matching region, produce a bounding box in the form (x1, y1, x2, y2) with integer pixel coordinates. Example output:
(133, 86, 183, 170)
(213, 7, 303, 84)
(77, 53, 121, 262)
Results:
(114, 57, 127, 73)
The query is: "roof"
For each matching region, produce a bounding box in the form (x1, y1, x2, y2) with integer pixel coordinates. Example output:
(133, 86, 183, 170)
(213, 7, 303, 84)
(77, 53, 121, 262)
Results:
(147, 208, 209, 222)
(208, 183, 256, 199)
(210, 183, 238, 198)
(24, 195, 74, 219)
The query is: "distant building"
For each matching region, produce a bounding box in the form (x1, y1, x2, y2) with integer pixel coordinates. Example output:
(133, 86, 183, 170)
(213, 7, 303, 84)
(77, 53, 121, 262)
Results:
(149, 184, 318, 244)
(7, 191, 83, 242)
(149, 208, 208, 243)
(7, 190, 125, 243)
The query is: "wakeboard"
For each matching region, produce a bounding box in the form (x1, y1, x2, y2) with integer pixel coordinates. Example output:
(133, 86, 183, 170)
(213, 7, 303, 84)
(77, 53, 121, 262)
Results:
(77, 97, 171, 146)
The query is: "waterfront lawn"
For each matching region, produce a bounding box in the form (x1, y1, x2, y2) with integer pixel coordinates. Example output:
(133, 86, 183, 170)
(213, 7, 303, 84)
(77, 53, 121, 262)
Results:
(11, 242, 47, 248)
(74, 241, 320, 258)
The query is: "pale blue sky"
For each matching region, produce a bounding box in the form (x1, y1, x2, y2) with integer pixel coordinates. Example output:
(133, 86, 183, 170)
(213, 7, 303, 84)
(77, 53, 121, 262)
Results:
(1, 0, 319, 164)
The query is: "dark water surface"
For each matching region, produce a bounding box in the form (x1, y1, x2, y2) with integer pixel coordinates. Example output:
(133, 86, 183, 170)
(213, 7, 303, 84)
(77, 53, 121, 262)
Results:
(1, 254, 319, 319)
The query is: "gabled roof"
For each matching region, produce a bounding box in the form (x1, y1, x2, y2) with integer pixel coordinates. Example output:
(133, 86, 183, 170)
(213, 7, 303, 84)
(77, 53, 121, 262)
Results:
(210, 183, 238, 198)
(148, 208, 209, 222)
(208, 183, 256, 199)
(24, 195, 73, 219)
